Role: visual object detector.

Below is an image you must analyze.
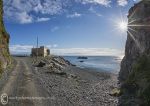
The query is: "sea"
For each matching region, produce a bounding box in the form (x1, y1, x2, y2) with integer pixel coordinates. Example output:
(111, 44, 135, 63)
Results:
(63, 56, 122, 73)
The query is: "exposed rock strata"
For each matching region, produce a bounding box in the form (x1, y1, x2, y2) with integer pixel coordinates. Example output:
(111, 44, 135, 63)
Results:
(119, 1, 150, 105)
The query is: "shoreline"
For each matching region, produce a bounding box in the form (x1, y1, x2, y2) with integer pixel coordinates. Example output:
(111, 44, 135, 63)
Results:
(33, 59, 119, 105)
(63, 56, 120, 75)
(73, 65, 119, 75)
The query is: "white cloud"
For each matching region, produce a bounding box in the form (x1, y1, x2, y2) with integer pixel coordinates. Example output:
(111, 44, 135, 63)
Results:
(53, 44, 58, 48)
(117, 0, 128, 6)
(89, 7, 102, 17)
(46, 45, 52, 48)
(133, 0, 141, 2)
(10, 45, 33, 54)
(10, 45, 123, 56)
(46, 44, 58, 48)
(36, 17, 50, 22)
(79, 0, 111, 6)
(3, 0, 133, 24)
(16, 12, 33, 24)
(4, 0, 68, 24)
(51, 26, 59, 32)
(67, 12, 82, 18)
(10, 44, 58, 54)
(4, 0, 111, 24)
(51, 48, 123, 56)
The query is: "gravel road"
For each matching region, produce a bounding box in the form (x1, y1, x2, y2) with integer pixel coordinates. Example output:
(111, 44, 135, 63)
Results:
(0, 57, 50, 106)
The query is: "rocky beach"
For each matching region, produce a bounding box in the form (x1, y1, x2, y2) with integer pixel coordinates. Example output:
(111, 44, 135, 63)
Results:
(31, 56, 118, 106)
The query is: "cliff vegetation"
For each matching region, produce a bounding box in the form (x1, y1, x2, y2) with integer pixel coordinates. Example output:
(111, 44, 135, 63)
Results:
(0, 0, 10, 75)
(121, 55, 150, 105)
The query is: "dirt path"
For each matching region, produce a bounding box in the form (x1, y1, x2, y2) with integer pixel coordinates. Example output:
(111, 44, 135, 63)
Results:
(0, 57, 50, 106)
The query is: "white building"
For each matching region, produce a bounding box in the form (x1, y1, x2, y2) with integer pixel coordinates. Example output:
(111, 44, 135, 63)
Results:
(31, 46, 50, 57)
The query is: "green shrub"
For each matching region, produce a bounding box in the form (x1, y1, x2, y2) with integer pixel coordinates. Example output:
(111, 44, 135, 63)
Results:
(124, 55, 150, 105)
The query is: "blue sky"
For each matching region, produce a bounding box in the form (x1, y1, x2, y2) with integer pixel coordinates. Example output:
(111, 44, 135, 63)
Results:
(3, 0, 141, 56)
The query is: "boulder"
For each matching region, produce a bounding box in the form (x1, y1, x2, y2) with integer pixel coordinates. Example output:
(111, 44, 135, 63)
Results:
(36, 61, 46, 67)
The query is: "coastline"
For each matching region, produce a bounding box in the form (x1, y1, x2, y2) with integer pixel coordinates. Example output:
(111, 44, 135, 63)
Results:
(33, 60, 118, 105)
(63, 56, 121, 74)
(0, 56, 119, 105)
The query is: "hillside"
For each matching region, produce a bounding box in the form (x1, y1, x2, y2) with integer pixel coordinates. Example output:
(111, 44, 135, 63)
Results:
(0, 0, 10, 74)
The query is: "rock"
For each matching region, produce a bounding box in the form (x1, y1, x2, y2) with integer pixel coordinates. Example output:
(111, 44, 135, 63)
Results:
(67, 74, 78, 79)
(119, 1, 150, 105)
(46, 70, 67, 77)
(77, 56, 88, 59)
(33, 56, 74, 70)
(0, 0, 11, 74)
(109, 88, 121, 97)
(36, 61, 46, 67)
(70, 74, 78, 79)
(119, 0, 150, 83)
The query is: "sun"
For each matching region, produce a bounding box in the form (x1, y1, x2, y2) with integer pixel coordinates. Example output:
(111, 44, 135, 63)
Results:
(112, 17, 128, 33)
(118, 21, 128, 31)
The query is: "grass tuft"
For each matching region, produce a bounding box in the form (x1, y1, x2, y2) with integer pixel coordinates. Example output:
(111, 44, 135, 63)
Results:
(123, 55, 150, 105)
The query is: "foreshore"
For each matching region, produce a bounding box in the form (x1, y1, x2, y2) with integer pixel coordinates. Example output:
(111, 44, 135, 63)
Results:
(0, 56, 118, 106)
(33, 61, 118, 106)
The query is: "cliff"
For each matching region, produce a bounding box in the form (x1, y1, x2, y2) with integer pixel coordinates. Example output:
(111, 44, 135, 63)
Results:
(0, 0, 10, 74)
(119, 0, 150, 105)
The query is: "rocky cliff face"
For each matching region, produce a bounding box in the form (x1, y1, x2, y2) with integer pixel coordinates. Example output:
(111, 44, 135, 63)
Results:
(0, 0, 10, 74)
(119, 1, 150, 105)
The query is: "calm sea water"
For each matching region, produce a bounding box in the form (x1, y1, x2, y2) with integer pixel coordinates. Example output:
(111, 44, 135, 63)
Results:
(63, 56, 122, 73)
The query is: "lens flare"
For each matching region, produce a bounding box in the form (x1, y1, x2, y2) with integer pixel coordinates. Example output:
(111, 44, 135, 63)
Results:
(118, 21, 128, 31)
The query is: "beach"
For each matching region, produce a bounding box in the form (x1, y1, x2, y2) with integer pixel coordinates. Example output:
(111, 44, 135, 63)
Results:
(32, 56, 119, 106)
(0, 56, 119, 106)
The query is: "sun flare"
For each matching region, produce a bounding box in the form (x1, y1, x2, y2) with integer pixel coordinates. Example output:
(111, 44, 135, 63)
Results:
(118, 21, 128, 31)
(112, 17, 128, 33)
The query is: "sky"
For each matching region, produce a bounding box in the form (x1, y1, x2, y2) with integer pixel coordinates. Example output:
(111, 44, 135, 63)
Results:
(3, 0, 141, 56)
